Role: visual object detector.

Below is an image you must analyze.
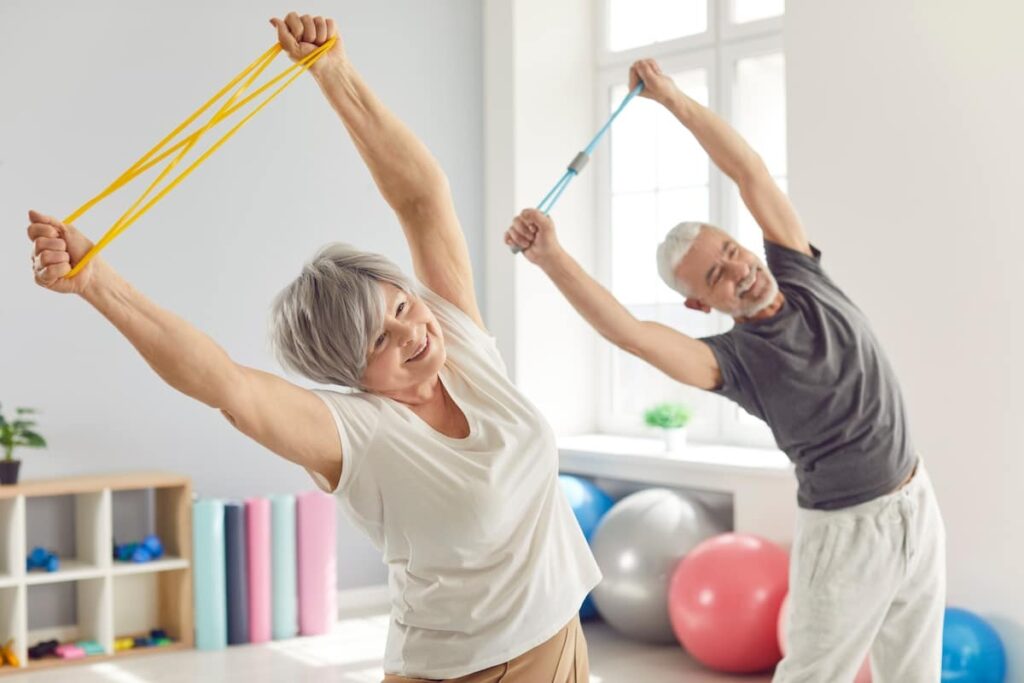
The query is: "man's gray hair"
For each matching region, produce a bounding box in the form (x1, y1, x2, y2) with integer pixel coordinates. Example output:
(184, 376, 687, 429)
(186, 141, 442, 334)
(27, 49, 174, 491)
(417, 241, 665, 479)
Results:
(270, 243, 414, 389)
(656, 221, 707, 297)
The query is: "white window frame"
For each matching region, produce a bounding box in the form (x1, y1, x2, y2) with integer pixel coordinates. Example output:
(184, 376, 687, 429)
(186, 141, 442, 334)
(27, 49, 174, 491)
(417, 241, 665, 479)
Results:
(594, 1, 786, 448)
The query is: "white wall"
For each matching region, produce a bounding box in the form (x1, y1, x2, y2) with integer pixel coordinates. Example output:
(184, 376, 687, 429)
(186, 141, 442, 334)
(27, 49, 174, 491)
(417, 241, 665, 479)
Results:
(787, 0, 1024, 669)
(0, 0, 482, 590)
(484, 0, 599, 434)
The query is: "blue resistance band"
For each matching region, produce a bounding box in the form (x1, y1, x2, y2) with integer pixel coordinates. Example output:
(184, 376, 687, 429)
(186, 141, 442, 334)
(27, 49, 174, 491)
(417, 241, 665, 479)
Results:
(511, 81, 644, 254)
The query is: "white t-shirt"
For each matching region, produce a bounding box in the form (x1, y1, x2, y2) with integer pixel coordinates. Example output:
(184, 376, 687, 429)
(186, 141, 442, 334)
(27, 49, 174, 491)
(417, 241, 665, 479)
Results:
(307, 286, 601, 679)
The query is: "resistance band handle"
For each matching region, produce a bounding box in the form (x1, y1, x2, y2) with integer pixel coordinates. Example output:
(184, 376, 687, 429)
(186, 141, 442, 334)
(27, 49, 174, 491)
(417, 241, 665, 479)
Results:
(509, 81, 643, 255)
(567, 152, 589, 174)
(509, 151, 590, 254)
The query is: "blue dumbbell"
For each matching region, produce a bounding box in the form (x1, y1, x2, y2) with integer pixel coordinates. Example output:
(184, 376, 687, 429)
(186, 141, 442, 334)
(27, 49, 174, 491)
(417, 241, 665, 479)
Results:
(26, 547, 59, 572)
(141, 534, 164, 560)
(114, 535, 164, 563)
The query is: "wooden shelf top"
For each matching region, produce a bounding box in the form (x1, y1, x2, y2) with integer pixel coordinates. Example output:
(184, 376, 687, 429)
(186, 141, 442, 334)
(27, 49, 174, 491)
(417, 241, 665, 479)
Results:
(24, 559, 105, 586)
(0, 472, 190, 499)
(112, 556, 190, 576)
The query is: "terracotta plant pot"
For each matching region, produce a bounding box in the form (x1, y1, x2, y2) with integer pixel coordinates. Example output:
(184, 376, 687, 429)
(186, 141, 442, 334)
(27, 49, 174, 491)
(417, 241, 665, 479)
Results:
(0, 460, 21, 485)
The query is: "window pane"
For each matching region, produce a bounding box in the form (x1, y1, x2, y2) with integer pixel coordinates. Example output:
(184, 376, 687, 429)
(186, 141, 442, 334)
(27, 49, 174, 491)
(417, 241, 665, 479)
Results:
(612, 70, 707, 192)
(611, 192, 659, 304)
(732, 52, 786, 264)
(732, 0, 784, 24)
(612, 303, 720, 429)
(610, 93, 658, 193)
(657, 70, 709, 188)
(608, 0, 707, 52)
(609, 68, 710, 305)
(733, 51, 787, 177)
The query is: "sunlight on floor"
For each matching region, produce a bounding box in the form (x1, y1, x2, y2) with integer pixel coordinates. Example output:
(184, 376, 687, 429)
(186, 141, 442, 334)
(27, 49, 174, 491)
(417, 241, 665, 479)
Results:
(89, 662, 156, 683)
(263, 614, 389, 668)
(7, 612, 772, 683)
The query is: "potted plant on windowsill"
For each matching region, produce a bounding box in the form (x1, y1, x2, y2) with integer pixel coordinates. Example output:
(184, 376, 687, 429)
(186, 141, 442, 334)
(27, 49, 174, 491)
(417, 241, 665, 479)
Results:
(0, 404, 47, 485)
(644, 402, 692, 453)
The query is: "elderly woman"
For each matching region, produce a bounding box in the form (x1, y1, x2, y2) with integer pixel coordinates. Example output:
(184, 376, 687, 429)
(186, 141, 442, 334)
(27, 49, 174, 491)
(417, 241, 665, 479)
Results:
(26, 13, 599, 683)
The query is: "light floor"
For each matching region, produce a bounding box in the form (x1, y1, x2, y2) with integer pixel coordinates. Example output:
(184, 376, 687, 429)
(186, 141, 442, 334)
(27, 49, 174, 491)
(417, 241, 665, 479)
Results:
(6, 611, 773, 682)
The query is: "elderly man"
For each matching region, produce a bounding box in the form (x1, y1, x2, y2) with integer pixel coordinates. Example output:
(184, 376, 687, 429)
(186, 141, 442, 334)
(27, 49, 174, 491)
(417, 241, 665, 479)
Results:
(506, 58, 945, 681)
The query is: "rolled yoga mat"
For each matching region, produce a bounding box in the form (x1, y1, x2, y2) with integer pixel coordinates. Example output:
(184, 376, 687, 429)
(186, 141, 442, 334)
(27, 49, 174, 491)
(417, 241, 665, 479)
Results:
(270, 494, 298, 640)
(297, 491, 337, 636)
(245, 498, 272, 644)
(224, 501, 250, 645)
(193, 498, 227, 650)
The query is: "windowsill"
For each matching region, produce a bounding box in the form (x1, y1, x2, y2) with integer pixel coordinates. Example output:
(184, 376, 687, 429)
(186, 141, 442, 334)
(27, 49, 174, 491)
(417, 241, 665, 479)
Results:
(558, 433, 798, 544)
(558, 433, 792, 478)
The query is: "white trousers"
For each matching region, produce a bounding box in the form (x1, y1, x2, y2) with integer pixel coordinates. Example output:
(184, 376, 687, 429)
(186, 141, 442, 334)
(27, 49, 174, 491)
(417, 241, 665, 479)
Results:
(774, 463, 946, 683)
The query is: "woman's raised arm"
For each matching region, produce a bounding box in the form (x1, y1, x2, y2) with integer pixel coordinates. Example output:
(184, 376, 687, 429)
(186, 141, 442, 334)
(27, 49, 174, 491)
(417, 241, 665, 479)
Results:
(27, 210, 342, 488)
(272, 13, 483, 328)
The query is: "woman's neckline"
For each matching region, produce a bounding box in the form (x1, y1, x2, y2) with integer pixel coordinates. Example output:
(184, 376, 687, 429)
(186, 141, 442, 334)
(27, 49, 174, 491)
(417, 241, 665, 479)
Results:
(392, 365, 474, 442)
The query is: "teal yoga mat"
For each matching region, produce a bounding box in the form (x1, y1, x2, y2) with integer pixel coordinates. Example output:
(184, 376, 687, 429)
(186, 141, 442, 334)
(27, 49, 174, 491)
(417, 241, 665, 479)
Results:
(270, 494, 298, 640)
(193, 498, 227, 650)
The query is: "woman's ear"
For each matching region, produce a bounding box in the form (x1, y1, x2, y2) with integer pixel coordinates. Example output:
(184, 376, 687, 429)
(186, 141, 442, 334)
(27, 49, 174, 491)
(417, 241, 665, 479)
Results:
(684, 298, 711, 314)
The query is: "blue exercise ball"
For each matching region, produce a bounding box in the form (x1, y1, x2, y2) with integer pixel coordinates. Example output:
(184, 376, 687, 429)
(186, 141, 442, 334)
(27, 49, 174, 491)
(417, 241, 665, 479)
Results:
(943, 607, 1006, 683)
(559, 475, 614, 621)
(559, 475, 614, 542)
(579, 595, 599, 620)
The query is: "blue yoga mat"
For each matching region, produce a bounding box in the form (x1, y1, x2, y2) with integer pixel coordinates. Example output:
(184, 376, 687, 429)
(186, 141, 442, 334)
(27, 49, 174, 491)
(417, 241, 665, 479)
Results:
(270, 494, 298, 640)
(224, 501, 250, 646)
(192, 499, 227, 650)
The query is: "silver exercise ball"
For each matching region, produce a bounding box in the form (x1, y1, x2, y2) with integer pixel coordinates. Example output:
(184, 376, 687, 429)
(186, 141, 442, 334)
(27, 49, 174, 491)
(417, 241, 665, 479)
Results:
(590, 488, 727, 643)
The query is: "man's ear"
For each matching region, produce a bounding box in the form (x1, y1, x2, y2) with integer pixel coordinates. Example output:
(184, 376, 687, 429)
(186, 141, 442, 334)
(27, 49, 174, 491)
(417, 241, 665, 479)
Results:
(684, 298, 711, 314)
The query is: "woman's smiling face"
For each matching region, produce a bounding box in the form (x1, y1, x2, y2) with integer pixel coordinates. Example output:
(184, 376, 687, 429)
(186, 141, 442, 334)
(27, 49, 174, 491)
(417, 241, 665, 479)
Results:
(360, 283, 446, 394)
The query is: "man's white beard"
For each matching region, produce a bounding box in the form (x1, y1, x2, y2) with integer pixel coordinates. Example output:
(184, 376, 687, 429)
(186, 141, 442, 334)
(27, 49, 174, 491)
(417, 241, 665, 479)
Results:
(732, 269, 780, 318)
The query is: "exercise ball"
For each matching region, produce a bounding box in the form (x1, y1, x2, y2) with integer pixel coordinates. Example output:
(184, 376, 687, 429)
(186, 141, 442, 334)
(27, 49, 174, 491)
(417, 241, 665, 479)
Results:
(591, 488, 725, 643)
(559, 475, 614, 541)
(669, 533, 788, 673)
(942, 607, 1006, 683)
(559, 476, 614, 620)
(777, 594, 872, 682)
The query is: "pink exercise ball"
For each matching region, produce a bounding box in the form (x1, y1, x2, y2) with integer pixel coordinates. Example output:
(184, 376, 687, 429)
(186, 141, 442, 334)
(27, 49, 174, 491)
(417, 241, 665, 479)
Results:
(668, 533, 789, 673)
(777, 594, 872, 683)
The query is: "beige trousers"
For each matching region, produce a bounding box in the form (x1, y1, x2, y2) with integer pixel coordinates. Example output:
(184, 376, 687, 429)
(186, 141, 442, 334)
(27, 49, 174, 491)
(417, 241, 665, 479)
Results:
(774, 462, 946, 682)
(382, 615, 589, 683)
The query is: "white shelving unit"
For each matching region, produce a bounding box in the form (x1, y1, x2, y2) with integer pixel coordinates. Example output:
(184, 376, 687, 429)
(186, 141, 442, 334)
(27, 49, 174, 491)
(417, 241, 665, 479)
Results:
(0, 473, 193, 675)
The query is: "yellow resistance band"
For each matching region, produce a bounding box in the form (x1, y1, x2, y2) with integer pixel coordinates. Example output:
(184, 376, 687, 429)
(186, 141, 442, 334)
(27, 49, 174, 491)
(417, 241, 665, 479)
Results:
(63, 38, 337, 279)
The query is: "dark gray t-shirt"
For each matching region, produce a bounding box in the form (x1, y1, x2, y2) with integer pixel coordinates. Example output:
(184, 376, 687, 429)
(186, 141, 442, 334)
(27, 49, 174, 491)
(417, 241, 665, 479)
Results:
(701, 241, 917, 510)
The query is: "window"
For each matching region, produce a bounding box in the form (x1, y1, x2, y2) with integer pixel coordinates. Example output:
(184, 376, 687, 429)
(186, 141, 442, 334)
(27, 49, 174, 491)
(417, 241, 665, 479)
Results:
(597, 1, 786, 446)
(731, 0, 784, 25)
(607, 0, 707, 52)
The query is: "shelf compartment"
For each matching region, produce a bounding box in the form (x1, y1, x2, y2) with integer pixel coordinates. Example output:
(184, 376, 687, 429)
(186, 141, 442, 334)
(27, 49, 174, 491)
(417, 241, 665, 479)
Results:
(24, 577, 112, 668)
(112, 486, 190, 568)
(112, 569, 190, 651)
(0, 585, 26, 669)
(24, 491, 110, 580)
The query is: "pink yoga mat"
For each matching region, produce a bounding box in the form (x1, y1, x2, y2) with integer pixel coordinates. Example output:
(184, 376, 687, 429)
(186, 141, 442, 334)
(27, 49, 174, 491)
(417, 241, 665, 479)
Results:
(245, 497, 272, 644)
(297, 491, 337, 635)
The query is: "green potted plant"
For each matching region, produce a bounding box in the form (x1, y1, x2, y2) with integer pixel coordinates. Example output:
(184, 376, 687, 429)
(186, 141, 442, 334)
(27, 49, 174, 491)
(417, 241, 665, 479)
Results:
(0, 404, 47, 485)
(644, 402, 693, 453)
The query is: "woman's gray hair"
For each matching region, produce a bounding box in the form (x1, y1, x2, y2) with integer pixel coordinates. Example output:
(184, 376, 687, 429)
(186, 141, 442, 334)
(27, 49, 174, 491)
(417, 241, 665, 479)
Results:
(656, 221, 708, 297)
(270, 243, 414, 389)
